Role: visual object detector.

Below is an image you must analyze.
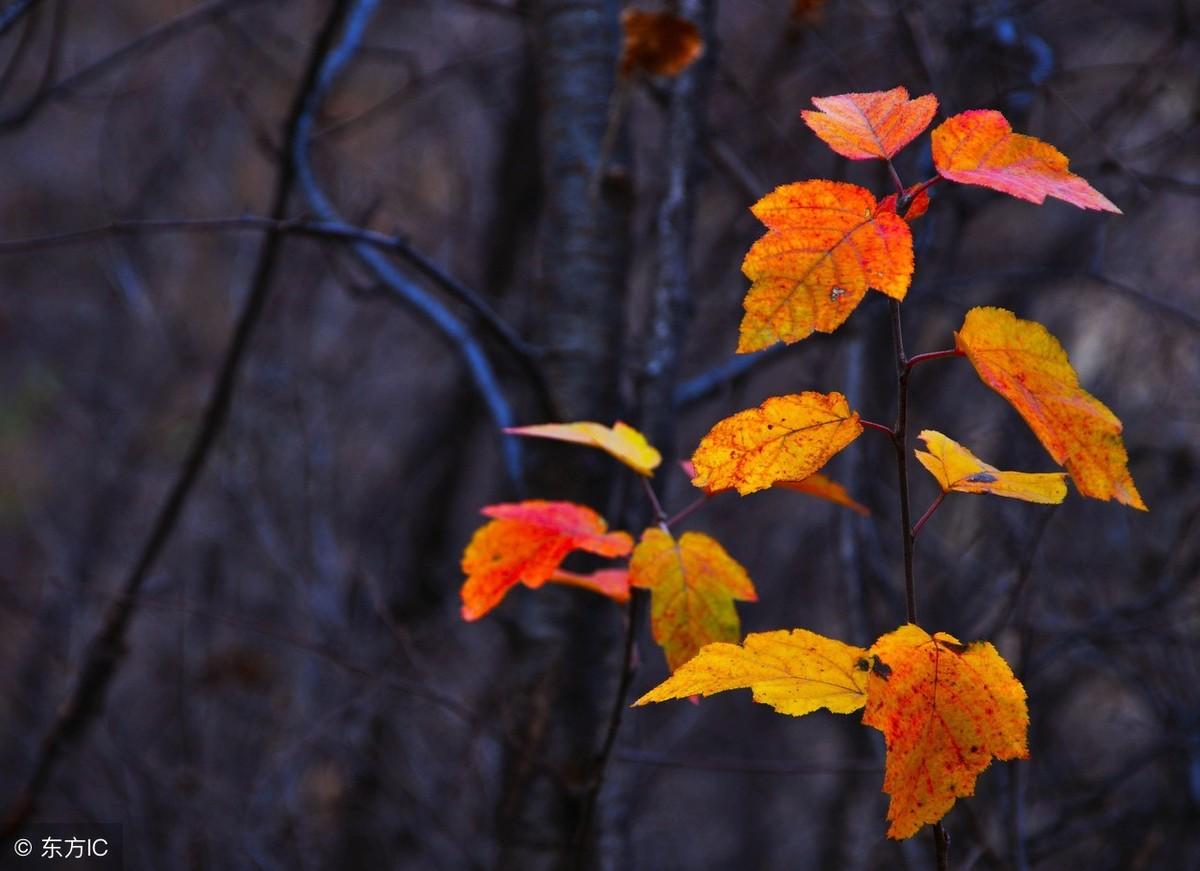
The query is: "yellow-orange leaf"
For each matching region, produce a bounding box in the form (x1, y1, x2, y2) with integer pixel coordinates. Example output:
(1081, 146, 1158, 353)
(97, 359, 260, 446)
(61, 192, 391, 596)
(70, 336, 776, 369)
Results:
(955, 307, 1145, 509)
(862, 624, 1029, 839)
(915, 430, 1067, 504)
(691, 392, 863, 496)
(460, 501, 633, 620)
(775, 473, 870, 515)
(931, 110, 1120, 212)
(619, 9, 703, 78)
(629, 529, 757, 671)
(634, 628, 868, 715)
(547, 568, 630, 603)
(504, 421, 661, 476)
(738, 181, 914, 352)
(801, 87, 938, 160)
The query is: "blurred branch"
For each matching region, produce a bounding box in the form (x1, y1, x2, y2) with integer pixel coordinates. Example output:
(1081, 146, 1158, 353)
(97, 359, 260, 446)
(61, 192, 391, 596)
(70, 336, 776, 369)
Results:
(1, 0, 356, 838)
(0, 0, 61, 127)
(0, 215, 544, 377)
(0, 0, 37, 39)
(0, 0, 271, 131)
(288, 0, 528, 486)
(614, 747, 882, 776)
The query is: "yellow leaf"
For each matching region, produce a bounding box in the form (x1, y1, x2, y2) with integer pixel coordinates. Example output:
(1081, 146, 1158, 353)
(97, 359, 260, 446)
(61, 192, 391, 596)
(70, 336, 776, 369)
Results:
(862, 624, 1029, 839)
(633, 628, 868, 715)
(955, 307, 1145, 509)
(914, 430, 1066, 504)
(738, 181, 914, 352)
(629, 529, 757, 671)
(505, 421, 662, 476)
(547, 568, 630, 603)
(690, 392, 863, 496)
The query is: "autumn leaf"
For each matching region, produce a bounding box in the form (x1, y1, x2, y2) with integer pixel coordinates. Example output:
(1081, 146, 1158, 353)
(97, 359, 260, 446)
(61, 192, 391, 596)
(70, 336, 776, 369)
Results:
(801, 87, 938, 161)
(915, 430, 1067, 504)
(691, 392, 863, 496)
(634, 628, 868, 715)
(630, 529, 757, 671)
(504, 420, 661, 476)
(931, 110, 1120, 212)
(619, 9, 703, 78)
(739, 181, 914, 352)
(862, 624, 1029, 839)
(775, 474, 870, 515)
(547, 567, 630, 603)
(955, 307, 1145, 509)
(460, 501, 633, 620)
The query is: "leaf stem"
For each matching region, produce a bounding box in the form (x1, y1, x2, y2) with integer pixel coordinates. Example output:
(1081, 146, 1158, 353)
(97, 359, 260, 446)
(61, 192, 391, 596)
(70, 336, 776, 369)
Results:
(666, 494, 710, 529)
(860, 418, 896, 438)
(899, 173, 943, 212)
(911, 492, 947, 539)
(906, 348, 964, 372)
(640, 475, 669, 529)
(886, 158, 906, 195)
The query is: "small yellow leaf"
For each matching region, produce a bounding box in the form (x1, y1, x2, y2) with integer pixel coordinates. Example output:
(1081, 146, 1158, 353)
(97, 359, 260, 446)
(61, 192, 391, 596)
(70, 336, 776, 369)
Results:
(630, 529, 757, 671)
(547, 567, 630, 603)
(863, 625, 1029, 839)
(505, 421, 662, 476)
(634, 628, 868, 715)
(691, 392, 863, 496)
(915, 430, 1066, 504)
(775, 473, 871, 515)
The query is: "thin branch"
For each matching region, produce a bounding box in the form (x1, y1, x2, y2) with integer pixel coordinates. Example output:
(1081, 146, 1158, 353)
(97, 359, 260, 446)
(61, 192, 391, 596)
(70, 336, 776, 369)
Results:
(666, 494, 709, 529)
(0, 0, 356, 839)
(889, 300, 917, 625)
(674, 345, 787, 407)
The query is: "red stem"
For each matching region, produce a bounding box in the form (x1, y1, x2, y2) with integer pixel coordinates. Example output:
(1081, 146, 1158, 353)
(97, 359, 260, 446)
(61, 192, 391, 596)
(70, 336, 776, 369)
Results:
(911, 492, 947, 539)
(666, 494, 710, 529)
(906, 348, 964, 371)
(860, 418, 895, 438)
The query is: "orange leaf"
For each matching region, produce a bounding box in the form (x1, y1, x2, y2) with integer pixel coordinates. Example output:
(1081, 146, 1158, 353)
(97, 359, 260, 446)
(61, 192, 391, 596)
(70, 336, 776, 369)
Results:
(931, 110, 1120, 212)
(915, 430, 1067, 504)
(876, 185, 931, 221)
(460, 501, 633, 620)
(801, 87, 938, 160)
(955, 307, 1145, 509)
(691, 392, 863, 496)
(776, 473, 871, 515)
(862, 624, 1028, 839)
(547, 568, 630, 604)
(739, 181, 914, 352)
(634, 628, 867, 714)
(629, 529, 757, 671)
(620, 9, 703, 78)
(504, 421, 661, 476)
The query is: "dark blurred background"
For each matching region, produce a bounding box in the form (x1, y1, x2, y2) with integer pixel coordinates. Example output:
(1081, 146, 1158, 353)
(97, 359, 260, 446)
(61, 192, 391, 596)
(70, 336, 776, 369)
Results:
(0, 1, 1197, 869)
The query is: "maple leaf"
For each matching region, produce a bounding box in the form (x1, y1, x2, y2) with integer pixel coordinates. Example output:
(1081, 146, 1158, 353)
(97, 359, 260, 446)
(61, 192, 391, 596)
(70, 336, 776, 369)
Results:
(739, 181, 914, 352)
(504, 420, 661, 476)
(775, 474, 870, 515)
(547, 568, 630, 603)
(915, 430, 1067, 504)
(931, 110, 1120, 212)
(460, 501, 633, 620)
(619, 9, 703, 78)
(862, 624, 1029, 839)
(801, 87, 938, 161)
(691, 392, 863, 496)
(629, 529, 757, 671)
(633, 628, 868, 715)
(955, 307, 1145, 509)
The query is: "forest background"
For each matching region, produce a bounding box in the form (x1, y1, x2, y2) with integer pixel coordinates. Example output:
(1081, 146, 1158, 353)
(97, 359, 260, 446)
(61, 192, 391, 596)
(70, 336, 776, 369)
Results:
(0, 1, 1197, 869)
